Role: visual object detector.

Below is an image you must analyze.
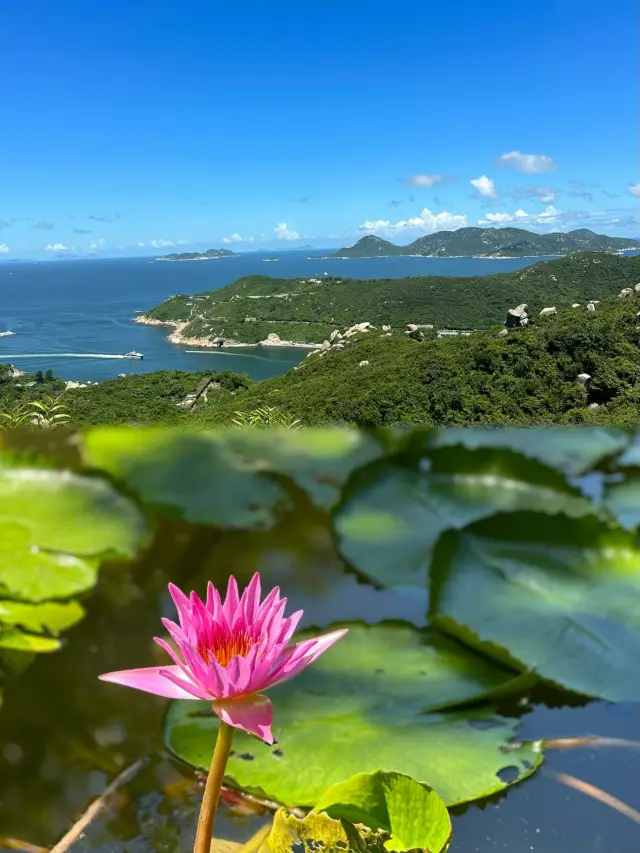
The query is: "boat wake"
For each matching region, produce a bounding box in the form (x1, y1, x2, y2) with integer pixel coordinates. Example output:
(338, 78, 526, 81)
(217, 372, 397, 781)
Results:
(184, 349, 279, 362)
(1, 353, 129, 359)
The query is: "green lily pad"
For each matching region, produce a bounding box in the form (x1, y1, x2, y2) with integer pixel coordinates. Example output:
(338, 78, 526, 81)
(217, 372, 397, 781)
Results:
(0, 627, 60, 652)
(83, 428, 289, 528)
(0, 523, 98, 601)
(425, 428, 629, 476)
(335, 451, 598, 588)
(0, 599, 85, 634)
(221, 428, 383, 509)
(430, 513, 640, 701)
(165, 623, 541, 807)
(603, 478, 640, 529)
(264, 809, 387, 853)
(0, 466, 148, 556)
(315, 771, 452, 852)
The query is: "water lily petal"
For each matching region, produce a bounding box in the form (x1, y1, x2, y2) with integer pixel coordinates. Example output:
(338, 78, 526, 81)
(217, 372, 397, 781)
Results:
(265, 628, 349, 689)
(99, 665, 201, 700)
(223, 575, 240, 625)
(214, 694, 273, 744)
(241, 572, 262, 627)
(168, 583, 191, 631)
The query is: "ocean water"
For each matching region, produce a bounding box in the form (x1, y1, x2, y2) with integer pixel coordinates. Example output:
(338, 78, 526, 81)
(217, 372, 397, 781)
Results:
(0, 250, 569, 382)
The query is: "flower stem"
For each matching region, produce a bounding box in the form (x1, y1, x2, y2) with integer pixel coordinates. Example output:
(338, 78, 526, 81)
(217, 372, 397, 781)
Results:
(194, 721, 235, 853)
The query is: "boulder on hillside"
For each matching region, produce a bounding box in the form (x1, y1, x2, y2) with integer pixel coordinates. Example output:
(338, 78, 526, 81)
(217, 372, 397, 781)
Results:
(505, 303, 528, 328)
(587, 303, 596, 312)
(498, 328, 509, 337)
(577, 373, 591, 386)
(406, 323, 434, 333)
(382, 325, 391, 331)
(359, 360, 369, 367)
(329, 329, 342, 343)
(619, 288, 634, 298)
(634, 283, 640, 293)
(572, 303, 581, 308)
(344, 321, 375, 338)
(588, 403, 600, 410)
(539, 307, 557, 317)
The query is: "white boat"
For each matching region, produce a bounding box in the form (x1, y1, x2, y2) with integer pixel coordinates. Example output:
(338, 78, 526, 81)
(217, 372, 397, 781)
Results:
(123, 351, 144, 359)
(0, 330, 15, 337)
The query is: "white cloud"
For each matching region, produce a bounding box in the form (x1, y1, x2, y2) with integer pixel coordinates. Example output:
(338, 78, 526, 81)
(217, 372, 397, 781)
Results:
(89, 238, 107, 251)
(481, 212, 513, 223)
(222, 233, 255, 244)
(495, 151, 558, 173)
(274, 222, 300, 240)
(44, 243, 73, 252)
(359, 207, 468, 236)
(627, 184, 640, 197)
(403, 173, 444, 188)
(150, 239, 188, 248)
(137, 241, 146, 247)
(0, 244, 9, 254)
(470, 175, 499, 199)
(478, 205, 560, 227)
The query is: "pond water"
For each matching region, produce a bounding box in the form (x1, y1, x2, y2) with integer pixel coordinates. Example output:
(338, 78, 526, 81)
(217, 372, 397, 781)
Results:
(1, 525, 639, 852)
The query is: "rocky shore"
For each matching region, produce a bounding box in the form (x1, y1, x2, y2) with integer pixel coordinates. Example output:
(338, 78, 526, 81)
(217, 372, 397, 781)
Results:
(133, 315, 322, 349)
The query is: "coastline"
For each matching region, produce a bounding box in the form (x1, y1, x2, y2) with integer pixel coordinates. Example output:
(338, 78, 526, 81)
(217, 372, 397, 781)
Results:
(133, 315, 322, 349)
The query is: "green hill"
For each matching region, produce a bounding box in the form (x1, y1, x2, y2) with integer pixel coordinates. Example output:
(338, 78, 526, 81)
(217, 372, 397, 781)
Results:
(142, 252, 640, 345)
(190, 287, 640, 428)
(330, 228, 639, 258)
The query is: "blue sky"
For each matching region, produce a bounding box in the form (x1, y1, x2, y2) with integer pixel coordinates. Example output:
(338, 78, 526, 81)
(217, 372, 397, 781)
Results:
(1, 0, 638, 258)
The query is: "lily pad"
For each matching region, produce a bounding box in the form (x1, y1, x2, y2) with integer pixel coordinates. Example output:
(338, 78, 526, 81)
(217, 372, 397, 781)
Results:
(425, 428, 629, 476)
(0, 599, 84, 634)
(430, 513, 640, 701)
(264, 809, 387, 853)
(221, 428, 383, 509)
(315, 771, 452, 852)
(0, 523, 98, 601)
(165, 623, 541, 807)
(335, 452, 598, 588)
(83, 428, 289, 528)
(0, 466, 147, 556)
(0, 627, 60, 652)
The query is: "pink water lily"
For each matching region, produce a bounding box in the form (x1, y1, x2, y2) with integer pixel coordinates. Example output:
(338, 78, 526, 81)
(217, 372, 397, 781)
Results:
(99, 573, 347, 745)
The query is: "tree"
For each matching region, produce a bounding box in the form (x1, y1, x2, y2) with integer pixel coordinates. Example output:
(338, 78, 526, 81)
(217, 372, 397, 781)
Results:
(45, 369, 54, 382)
(35, 370, 44, 384)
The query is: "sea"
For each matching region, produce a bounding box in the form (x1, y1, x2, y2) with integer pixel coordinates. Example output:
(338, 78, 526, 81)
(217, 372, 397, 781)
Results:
(0, 249, 628, 383)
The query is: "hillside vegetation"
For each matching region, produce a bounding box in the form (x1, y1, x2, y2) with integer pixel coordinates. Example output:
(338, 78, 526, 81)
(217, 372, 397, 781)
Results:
(144, 252, 640, 344)
(192, 287, 640, 428)
(329, 228, 639, 258)
(63, 370, 249, 426)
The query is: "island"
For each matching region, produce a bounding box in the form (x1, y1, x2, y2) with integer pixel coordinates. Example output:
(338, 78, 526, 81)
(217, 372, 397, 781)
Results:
(156, 248, 238, 261)
(324, 227, 639, 259)
(133, 251, 640, 347)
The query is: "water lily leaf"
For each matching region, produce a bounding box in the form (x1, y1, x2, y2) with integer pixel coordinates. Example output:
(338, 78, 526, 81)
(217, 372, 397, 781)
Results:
(424, 428, 629, 476)
(603, 478, 640, 529)
(0, 627, 60, 652)
(315, 771, 452, 853)
(265, 809, 387, 853)
(165, 623, 541, 807)
(430, 513, 640, 701)
(0, 599, 84, 634)
(221, 428, 383, 508)
(0, 466, 148, 556)
(335, 452, 598, 587)
(83, 428, 289, 528)
(0, 523, 98, 601)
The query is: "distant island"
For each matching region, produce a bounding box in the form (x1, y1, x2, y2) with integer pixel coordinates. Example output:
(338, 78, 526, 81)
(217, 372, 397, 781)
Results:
(156, 248, 238, 261)
(323, 227, 639, 259)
